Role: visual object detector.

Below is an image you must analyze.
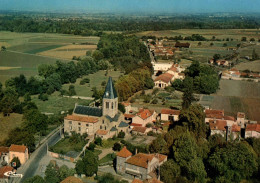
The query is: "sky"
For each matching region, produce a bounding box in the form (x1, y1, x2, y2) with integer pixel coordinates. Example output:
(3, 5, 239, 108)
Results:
(0, 0, 260, 14)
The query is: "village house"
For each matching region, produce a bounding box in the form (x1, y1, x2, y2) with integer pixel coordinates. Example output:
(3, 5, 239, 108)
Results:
(0, 147, 9, 166)
(205, 109, 225, 123)
(131, 126, 152, 135)
(131, 109, 156, 127)
(0, 166, 14, 183)
(237, 112, 246, 128)
(9, 145, 28, 165)
(209, 120, 227, 137)
(245, 124, 260, 138)
(160, 108, 180, 122)
(154, 73, 174, 89)
(116, 147, 167, 180)
(153, 63, 173, 75)
(60, 176, 83, 183)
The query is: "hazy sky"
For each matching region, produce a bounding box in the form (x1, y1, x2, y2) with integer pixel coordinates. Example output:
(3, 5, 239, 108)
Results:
(0, 0, 259, 13)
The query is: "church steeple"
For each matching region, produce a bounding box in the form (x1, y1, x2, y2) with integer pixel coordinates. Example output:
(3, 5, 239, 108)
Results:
(102, 77, 118, 118)
(103, 77, 118, 99)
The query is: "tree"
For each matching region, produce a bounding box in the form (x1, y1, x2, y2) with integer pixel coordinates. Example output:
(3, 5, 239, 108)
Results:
(95, 137, 102, 146)
(250, 38, 255, 42)
(68, 85, 76, 96)
(113, 142, 121, 151)
(241, 37, 247, 41)
(24, 175, 45, 183)
(44, 162, 60, 183)
(92, 50, 104, 61)
(118, 103, 126, 113)
(75, 160, 85, 175)
(88, 142, 96, 151)
(160, 159, 181, 183)
(208, 142, 258, 182)
(179, 104, 207, 138)
(1, 46, 6, 51)
(198, 42, 202, 46)
(82, 151, 98, 176)
(213, 54, 221, 62)
(118, 131, 125, 138)
(0, 87, 19, 116)
(23, 109, 48, 133)
(58, 165, 75, 182)
(149, 135, 168, 154)
(24, 92, 31, 102)
(46, 73, 62, 92)
(186, 60, 200, 77)
(11, 157, 21, 169)
(223, 43, 227, 47)
(181, 77, 195, 109)
(38, 64, 57, 78)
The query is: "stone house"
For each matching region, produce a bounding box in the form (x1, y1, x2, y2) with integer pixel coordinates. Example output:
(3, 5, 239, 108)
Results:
(117, 147, 167, 180)
(209, 120, 227, 137)
(131, 127, 152, 135)
(160, 109, 180, 122)
(0, 147, 9, 166)
(245, 124, 260, 138)
(64, 77, 127, 139)
(237, 112, 246, 128)
(131, 109, 156, 127)
(205, 109, 224, 123)
(154, 73, 174, 89)
(9, 145, 28, 165)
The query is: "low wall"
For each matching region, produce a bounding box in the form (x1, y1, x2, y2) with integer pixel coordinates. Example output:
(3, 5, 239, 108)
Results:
(47, 151, 75, 162)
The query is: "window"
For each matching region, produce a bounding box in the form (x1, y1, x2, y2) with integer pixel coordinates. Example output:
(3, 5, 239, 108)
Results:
(100, 125, 102, 129)
(105, 126, 107, 130)
(78, 122, 81, 125)
(70, 126, 72, 130)
(86, 124, 89, 127)
(106, 102, 109, 109)
(78, 127, 81, 131)
(102, 120, 104, 124)
(112, 102, 114, 109)
(115, 102, 117, 108)
(69, 121, 72, 124)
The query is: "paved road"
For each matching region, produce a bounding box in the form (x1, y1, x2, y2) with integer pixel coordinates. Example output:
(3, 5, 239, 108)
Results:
(17, 130, 61, 182)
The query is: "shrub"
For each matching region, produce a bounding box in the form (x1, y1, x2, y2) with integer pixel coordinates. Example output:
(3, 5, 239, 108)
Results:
(88, 142, 96, 151)
(38, 93, 48, 101)
(94, 137, 102, 146)
(151, 98, 158, 104)
(113, 142, 121, 151)
(118, 131, 125, 138)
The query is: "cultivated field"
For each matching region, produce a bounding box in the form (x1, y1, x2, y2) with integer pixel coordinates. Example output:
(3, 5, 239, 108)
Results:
(200, 80, 260, 121)
(234, 60, 260, 72)
(0, 31, 99, 83)
(38, 44, 97, 60)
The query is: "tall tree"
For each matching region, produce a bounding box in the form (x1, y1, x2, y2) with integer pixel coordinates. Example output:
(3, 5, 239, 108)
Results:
(0, 87, 19, 115)
(160, 159, 181, 183)
(181, 77, 195, 109)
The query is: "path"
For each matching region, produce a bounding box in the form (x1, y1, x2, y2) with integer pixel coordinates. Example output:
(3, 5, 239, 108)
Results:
(62, 95, 94, 100)
(98, 148, 114, 160)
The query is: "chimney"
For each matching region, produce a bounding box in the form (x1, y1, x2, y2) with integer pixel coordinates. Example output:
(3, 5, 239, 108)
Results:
(135, 148, 138, 155)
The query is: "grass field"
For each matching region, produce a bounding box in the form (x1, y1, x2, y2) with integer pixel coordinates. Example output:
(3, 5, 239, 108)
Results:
(38, 44, 97, 60)
(62, 70, 123, 97)
(0, 31, 99, 83)
(200, 80, 260, 121)
(31, 92, 92, 114)
(0, 113, 23, 141)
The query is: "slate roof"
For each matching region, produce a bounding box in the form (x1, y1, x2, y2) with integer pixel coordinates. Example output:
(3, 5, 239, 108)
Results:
(110, 127, 117, 132)
(74, 105, 102, 117)
(103, 77, 118, 99)
(105, 113, 120, 122)
(119, 121, 129, 128)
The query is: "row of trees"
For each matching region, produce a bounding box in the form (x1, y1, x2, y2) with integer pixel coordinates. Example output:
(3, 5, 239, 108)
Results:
(115, 68, 154, 101)
(149, 104, 260, 183)
(172, 61, 219, 94)
(1, 14, 260, 34)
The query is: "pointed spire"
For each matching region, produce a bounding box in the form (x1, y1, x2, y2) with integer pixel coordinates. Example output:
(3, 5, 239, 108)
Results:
(103, 77, 118, 99)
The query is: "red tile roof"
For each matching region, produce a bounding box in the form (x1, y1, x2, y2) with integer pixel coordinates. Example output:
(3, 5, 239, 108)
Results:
(121, 102, 130, 107)
(0, 166, 14, 178)
(117, 146, 132, 158)
(65, 115, 99, 123)
(126, 153, 166, 169)
(154, 73, 174, 83)
(205, 109, 224, 116)
(132, 179, 143, 183)
(60, 176, 83, 183)
(136, 109, 154, 120)
(130, 123, 142, 127)
(143, 178, 163, 183)
(0, 146, 9, 153)
(162, 122, 171, 127)
(232, 125, 241, 132)
(96, 130, 108, 136)
(224, 116, 235, 121)
(124, 114, 135, 118)
(161, 109, 180, 115)
(246, 124, 260, 132)
(209, 120, 227, 131)
(169, 66, 177, 72)
(132, 126, 147, 133)
(9, 144, 27, 153)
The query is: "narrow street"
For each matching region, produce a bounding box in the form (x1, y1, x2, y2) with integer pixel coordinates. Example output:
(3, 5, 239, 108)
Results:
(15, 130, 62, 182)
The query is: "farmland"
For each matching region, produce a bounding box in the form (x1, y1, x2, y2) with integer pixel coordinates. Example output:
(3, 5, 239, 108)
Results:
(0, 31, 99, 83)
(199, 80, 260, 121)
(235, 60, 260, 72)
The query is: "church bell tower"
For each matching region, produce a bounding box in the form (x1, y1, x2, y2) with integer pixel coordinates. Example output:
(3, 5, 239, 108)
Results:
(102, 77, 118, 118)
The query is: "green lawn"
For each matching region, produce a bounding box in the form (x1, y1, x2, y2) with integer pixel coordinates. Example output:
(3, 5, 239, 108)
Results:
(31, 92, 92, 114)
(99, 138, 121, 149)
(99, 153, 115, 165)
(62, 70, 123, 97)
(49, 137, 87, 155)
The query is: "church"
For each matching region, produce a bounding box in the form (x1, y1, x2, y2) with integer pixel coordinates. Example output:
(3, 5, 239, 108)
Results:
(64, 77, 129, 139)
